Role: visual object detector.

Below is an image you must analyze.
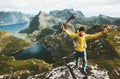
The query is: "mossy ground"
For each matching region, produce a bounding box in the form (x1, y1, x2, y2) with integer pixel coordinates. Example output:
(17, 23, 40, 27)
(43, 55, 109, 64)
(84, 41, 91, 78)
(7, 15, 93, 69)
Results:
(0, 31, 53, 77)
(0, 30, 31, 56)
(87, 25, 120, 79)
(0, 56, 53, 75)
(0, 25, 119, 78)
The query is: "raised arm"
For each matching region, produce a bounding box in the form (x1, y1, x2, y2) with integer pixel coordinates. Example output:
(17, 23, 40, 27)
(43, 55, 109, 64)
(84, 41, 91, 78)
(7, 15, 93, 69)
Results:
(86, 27, 107, 40)
(61, 24, 77, 38)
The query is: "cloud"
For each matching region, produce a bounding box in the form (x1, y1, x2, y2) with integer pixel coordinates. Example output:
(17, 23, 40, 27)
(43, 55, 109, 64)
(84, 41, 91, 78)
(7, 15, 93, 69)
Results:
(0, 0, 120, 17)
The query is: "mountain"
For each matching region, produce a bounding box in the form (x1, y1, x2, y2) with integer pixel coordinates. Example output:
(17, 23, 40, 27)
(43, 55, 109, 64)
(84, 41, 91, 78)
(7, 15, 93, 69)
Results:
(76, 14, 120, 26)
(0, 30, 53, 78)
(49, 9, 85, 20)
(0, 9, 120, 78)
(0, 11, 31, 26)
(20, 9, 85, 34)
(38, 24, 120, 79)
(20, 11, 52, 33)
(19, 9, 120, 42)
(86, 24, 120, 79)
(0, 56, 53, 79)
(0, 30, 31, 56)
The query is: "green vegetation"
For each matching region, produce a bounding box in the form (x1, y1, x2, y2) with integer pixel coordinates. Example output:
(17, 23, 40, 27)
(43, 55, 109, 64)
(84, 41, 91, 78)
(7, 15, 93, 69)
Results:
(105, 30, 120, 56)
(0, 24, 119, 78)
(36, 28, 54, 40)
(0, 56, 52, 75)
(0, 30, 31, 56)
(39, 24, 120, 78)
(39, 33, 75, 66)
(87, 24, 120, 79)
(0, 56, 53, 79)
(0, 30, 53, 78)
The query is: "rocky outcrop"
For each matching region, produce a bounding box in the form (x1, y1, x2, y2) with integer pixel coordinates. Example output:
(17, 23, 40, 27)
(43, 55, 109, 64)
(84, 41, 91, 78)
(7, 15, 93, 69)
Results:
(19, 9, 86, 35)
(27, 61, 110, 79)
(47, 62, 109, 79)
(0, 11, 31, 26)
(49, 9, 85, 20)
(75, 14, 120, 26)
(20, 11, 56, 34)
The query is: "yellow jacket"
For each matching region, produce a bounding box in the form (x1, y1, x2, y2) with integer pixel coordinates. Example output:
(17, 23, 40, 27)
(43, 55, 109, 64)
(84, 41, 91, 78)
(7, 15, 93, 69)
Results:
(64, 30, 103, 52)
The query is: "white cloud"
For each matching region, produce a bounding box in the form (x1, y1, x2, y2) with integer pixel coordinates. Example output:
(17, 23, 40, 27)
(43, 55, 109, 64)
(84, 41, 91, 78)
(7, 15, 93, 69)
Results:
(0, 0, 120, 17)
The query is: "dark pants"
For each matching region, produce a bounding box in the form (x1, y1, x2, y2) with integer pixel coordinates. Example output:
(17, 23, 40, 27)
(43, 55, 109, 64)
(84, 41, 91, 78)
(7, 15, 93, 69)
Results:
(75, 51, 87, 71)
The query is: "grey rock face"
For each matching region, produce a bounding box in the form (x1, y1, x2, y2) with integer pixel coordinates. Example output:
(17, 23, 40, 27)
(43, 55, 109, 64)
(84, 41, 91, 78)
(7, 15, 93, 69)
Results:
(27, 61, 110, 79)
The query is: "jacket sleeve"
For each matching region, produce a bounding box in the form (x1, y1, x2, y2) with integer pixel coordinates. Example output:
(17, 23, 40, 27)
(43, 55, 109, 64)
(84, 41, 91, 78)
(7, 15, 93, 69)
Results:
(64, 30, 77, 38)
(86, 32, 103, 40)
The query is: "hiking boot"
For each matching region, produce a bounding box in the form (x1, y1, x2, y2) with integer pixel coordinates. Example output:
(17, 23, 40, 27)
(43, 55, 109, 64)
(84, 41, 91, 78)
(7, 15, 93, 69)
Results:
(81, 70, 88, 79)
(81, 69, 87, 75)
(83, 75, 88, 79)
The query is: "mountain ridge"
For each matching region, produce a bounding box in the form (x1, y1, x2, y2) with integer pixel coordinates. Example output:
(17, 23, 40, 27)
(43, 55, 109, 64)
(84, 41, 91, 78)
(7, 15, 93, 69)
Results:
(38, 24, 120, 78)
(19, 9, 120, 42)
(0, 11, 31, 26)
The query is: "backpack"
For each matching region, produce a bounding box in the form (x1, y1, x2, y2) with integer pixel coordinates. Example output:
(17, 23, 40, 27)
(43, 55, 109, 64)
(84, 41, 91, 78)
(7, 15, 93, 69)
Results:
(73, 34, 87, 48)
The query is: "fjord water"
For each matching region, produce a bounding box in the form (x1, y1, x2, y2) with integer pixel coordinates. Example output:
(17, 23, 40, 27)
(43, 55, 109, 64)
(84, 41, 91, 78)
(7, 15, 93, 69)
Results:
(0, 23, 28, 34)
(0, 23, 53, 63)
(15, 43, 53, 63)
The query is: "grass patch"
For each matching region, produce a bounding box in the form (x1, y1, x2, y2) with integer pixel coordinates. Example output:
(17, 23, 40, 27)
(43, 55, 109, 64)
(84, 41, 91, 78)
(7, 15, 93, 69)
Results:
(0, 56, 53, 75)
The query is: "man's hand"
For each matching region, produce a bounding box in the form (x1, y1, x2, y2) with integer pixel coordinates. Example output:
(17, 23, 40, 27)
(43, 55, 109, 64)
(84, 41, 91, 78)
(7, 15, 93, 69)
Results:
(103, 27, 107, 33)
(61, 24, 65, 31)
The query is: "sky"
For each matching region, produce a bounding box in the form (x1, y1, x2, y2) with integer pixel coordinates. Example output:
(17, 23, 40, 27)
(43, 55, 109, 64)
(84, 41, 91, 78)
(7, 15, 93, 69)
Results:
(0, 0, 120, 17)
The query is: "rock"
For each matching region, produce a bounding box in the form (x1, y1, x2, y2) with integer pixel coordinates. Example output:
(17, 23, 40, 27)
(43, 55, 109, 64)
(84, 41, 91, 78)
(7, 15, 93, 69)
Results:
(29, 61, 110, 79)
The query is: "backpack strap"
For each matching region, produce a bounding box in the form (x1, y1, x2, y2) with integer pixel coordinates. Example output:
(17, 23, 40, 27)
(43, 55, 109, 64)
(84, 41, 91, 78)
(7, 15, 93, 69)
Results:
(83, 34, 87, 48)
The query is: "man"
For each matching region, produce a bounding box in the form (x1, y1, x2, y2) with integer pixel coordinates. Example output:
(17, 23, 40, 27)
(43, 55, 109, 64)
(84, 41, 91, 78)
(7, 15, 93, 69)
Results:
(61, 24, 107, 74)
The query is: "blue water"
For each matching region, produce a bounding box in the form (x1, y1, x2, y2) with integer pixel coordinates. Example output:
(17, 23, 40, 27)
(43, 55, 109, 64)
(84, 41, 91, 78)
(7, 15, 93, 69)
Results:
(14, 43, 53, 63)
(0, 23, 53, 63)
(0, 23, 28, 34)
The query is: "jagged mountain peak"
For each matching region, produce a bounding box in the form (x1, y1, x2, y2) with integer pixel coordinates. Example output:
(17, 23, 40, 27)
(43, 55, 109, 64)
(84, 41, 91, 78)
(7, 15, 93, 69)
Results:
(38, 11, 47, 16)
(20, 9, 120, 40)
(49, 9, 85, 19)
(98, 14, 114, 19)
(49, 9, 74, 14)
